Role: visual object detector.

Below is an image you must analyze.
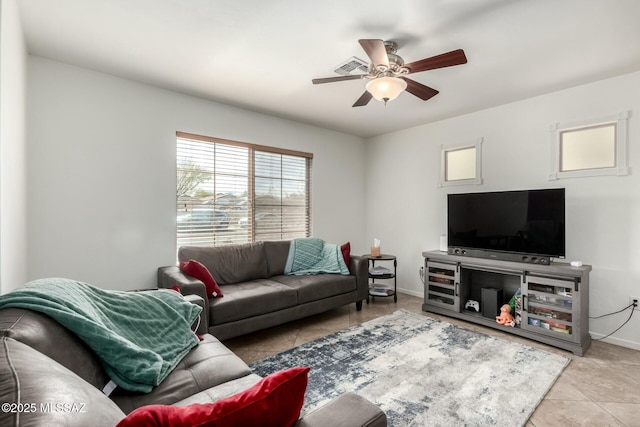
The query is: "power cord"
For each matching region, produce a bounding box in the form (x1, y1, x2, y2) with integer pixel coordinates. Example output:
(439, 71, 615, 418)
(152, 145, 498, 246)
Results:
(589, 301, 636, 319)
(590, 300, 637, 341)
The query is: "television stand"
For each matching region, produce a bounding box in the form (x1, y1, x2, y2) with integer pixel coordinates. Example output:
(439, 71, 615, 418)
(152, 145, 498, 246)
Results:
(422, 250, 591, 356)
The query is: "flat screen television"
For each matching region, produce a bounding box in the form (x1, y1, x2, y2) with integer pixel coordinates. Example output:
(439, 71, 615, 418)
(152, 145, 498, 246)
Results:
(447, 188, 565, 263)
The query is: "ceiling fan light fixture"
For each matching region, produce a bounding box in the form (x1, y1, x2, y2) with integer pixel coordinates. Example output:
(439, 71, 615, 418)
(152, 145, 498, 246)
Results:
(366, 76, 407, 104)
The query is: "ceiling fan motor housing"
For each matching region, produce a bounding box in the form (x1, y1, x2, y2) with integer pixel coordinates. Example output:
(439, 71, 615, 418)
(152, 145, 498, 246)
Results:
(371, 41, 408, 77)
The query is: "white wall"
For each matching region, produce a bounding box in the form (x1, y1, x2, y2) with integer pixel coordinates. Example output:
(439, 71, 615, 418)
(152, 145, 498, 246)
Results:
(365, 71, 640, 350)
(27, 57, 366, 291)
(22, 48, 640, 350)
(0, 0, 28, 294)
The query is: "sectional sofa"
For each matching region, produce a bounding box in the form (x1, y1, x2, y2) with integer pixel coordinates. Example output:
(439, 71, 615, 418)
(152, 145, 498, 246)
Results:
(0, 298, 386, 426)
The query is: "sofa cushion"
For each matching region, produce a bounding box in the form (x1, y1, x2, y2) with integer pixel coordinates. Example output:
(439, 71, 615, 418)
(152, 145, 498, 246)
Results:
(0, 308, 108, 390)
(264, 240, 292, 277)
(117, 367, 309, 427)
(179, 259, 223, 297)
(173, 374, 263, 406)
(210, 279, 298, 325)
(111, 334, 251, 414)
(179, 242, 268, 285)
(294, 392, 388, 427)
(0, 338, 125, 427)
(271, 274, 357, 304)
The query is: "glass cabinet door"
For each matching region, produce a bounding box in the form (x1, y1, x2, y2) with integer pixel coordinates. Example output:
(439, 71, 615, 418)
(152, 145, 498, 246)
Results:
(522, 275, 577, 342)
(425, 261, 460, 310)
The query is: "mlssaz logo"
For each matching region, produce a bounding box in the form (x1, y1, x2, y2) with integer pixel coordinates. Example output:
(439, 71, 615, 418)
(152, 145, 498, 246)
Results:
(40, 402, 86, 413)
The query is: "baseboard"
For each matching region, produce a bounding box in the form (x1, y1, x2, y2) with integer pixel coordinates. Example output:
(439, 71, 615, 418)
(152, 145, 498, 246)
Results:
(397, 287, 423, 298)
(588, 332, 640, 351)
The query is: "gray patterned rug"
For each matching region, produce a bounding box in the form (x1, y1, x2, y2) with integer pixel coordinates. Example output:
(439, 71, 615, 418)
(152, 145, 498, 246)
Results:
(250, 309, 570, 427)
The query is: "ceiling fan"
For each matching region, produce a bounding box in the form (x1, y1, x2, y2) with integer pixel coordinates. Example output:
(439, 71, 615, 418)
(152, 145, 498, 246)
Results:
(312, 39, 467, 107)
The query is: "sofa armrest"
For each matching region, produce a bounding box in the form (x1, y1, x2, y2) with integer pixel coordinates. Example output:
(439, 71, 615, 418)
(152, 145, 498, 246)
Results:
(183, 294, 208, 335)
(349, 255, 369, 302)
(294, 393, 387, 427)
(157, 266, 209, 331)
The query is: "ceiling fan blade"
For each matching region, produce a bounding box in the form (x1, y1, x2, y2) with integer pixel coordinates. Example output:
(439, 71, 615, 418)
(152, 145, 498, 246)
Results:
(404, 49, 467, 74)
(401, 77, 439, 101)
(352, 91, 373, 107)
(358, 39, 389, 68)
(312, 75, 366, 84)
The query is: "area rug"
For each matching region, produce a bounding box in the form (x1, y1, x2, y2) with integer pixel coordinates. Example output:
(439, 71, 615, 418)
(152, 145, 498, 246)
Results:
(250, 309, 570, 427)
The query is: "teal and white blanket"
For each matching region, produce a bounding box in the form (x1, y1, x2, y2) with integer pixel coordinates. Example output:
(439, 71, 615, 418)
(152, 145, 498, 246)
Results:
(0, 278, 201, 393)
(284, 238, 350, 275)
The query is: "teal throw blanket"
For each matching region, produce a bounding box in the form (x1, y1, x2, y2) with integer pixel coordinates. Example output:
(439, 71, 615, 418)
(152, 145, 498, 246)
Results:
(284, 238, 350, 275)
(0, 278, 201, 393)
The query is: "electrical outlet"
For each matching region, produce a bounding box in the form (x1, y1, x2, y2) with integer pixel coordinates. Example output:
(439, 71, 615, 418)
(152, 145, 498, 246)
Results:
(630, 296, 639, 307)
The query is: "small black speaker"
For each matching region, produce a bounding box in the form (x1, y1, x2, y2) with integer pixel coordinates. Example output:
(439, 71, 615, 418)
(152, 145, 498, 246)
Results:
(481, 287, 503, 318)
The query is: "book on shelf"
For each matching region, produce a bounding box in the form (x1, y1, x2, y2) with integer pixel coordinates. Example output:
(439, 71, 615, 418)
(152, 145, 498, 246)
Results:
(369, 289, 394, 296)
(369, 266, 391, 275)
(369, 285, 394, 296)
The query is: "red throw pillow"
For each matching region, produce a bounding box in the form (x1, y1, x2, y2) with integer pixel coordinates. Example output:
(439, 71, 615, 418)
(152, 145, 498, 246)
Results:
(341, 242, 351, 267)
(116, 367, 309, 427)
(179, 260, 223, 298)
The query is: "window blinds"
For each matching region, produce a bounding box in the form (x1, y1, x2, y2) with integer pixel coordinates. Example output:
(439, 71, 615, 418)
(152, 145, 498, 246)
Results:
(176, 132, 311, 248)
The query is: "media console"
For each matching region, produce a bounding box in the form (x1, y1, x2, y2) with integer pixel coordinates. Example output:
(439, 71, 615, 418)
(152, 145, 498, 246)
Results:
(422, 250, 591, 356)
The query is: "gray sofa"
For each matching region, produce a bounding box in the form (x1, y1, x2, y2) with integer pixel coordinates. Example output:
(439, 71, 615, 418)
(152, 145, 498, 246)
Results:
(0, 301, 387, 426)
(158, 240, 369, 340)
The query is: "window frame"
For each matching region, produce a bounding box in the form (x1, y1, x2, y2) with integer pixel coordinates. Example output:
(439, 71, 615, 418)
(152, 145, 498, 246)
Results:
(549, 111, 630, 180)
(438, 138, 483, 187)
(176, 131, 313, 247)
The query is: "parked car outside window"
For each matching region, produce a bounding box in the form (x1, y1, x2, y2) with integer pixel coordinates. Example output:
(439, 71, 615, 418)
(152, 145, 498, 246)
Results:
(238, 212, 281, 228)
(177, 208, 230, 232)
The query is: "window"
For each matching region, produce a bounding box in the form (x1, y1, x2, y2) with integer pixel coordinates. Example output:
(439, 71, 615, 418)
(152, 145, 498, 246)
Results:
(560, 124, 615, 171)
(438, 138, 483, 187)
(176, 132, 312, 248)
(549, 111, 630, 180)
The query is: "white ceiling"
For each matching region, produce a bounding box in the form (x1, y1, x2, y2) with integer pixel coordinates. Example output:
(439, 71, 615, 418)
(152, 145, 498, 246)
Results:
(16, 0, 640, 138)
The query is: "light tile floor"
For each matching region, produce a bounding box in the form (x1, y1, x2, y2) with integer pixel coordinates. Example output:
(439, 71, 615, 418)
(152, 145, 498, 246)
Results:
(223, 294, 640, 426)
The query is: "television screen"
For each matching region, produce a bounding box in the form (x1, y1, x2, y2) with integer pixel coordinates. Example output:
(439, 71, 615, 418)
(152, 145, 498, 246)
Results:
(448, 188, 565, 258)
